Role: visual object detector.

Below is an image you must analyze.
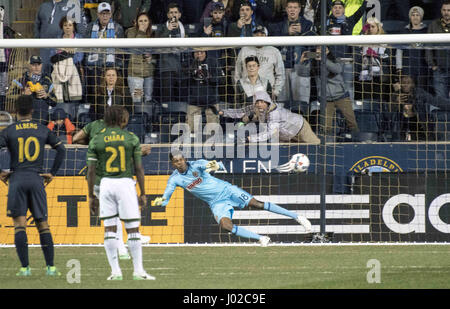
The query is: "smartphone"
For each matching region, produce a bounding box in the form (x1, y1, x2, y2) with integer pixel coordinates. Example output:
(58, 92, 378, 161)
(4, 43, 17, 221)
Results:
(204, 17, 212, 28)
(305, 51, 320, 59)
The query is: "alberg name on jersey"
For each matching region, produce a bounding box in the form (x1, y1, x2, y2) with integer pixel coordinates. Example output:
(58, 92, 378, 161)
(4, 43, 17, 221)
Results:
(16, 123, 38, 130)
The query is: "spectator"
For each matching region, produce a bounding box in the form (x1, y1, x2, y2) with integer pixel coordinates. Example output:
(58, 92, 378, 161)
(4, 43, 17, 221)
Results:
(50, 17, 83, 120)
(230, 0, 274, 23)
(200, 1, 229, 37)
(326, 0, 368, 103)
(268, 0, 314, 104)
(220, 90, 320, 143)
(47, 108, 76, 144)
(34, 0, 70, 74)
(11, 56, 57, 125)
(227, 1, 259, 37)
(354, 17, 393, 108)
(0, 5, 14, 111)
(395, 6, 429, 92)
(201, 0, 235, 23)
(234, 25, 285, 101)
(84, 2, 125, 105)
(185, 50, 224, 132)
(386, 75, 440, 141)
(89, 67, 131, 120)
(234, 56, 272, 107)
(107, 0, 151, 30)
(155, 2, 189, 102)
(149, 0, 185, 24)
(126, 13, 155, 106)
(426, 0, 450, 99)
(296, 46, 359, 138)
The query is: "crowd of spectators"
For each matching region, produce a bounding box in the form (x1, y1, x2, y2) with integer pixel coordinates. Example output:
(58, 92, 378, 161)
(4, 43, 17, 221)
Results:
(4, 0, 450, 144)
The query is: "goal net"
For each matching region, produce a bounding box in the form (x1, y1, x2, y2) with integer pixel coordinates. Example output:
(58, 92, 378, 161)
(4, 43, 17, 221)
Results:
(0, 33, 449, 245)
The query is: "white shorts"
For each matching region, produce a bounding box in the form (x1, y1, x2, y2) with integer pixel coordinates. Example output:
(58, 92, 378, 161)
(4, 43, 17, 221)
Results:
(99, 177, 140, 222)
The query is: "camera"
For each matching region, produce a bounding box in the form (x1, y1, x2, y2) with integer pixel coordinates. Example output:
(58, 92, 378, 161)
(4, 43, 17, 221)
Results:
(170, 17, 177, 23)
(193, 63, 209, 81)
(305, 51, 320, 59)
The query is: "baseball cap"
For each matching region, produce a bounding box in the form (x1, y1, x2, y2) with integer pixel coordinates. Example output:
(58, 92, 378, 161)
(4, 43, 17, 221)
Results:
(30, 55, 42, 64)
(98, 2, 111, 13)
(253, 25, 268, 35)
(211, 2, 225, 11)
(254, 91, 272, 104)
(332, 0, 345, 7)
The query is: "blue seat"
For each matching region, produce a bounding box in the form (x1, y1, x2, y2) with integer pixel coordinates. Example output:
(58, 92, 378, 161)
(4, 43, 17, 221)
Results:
(77, 112, 92, 129)
(127, 113, 149, 143)
(433, 111, 450, 141)
(353, 110, 380, 142)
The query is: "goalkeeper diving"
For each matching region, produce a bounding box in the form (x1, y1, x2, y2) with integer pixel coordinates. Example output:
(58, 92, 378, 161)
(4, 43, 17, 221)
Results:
(152, 151, 312, 246)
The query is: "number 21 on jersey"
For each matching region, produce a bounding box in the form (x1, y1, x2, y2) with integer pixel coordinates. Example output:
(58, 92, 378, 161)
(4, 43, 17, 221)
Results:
(105, 146, 126, 172)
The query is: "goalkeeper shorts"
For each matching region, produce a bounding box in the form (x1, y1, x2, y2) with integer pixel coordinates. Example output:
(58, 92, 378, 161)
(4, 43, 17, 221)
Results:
(210, 185, 253, 223)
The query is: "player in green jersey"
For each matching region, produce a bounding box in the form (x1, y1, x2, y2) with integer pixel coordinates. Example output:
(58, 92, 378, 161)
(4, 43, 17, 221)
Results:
(74, 118, 151, 259)
(86, 106, 154, 280)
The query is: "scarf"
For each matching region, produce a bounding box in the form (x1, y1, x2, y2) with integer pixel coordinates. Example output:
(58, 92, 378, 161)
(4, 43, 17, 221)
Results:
(87, 18, 116, 65)
(165, 20, 185, 38)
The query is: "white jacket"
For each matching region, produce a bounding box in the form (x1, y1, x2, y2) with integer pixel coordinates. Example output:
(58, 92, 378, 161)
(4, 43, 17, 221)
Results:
(234, 46, 285, 96)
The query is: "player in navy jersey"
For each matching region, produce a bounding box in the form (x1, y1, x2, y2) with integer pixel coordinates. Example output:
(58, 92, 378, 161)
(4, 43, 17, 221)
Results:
(152, 151, 312, 246)
(0, 95, 66, 276)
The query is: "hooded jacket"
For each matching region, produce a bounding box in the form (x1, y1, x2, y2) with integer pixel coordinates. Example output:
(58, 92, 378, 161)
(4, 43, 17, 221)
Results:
(222, 91, 304, 142)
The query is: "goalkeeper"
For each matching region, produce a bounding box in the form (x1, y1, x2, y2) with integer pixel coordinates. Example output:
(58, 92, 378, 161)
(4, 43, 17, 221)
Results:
(152, 151, 312, 246)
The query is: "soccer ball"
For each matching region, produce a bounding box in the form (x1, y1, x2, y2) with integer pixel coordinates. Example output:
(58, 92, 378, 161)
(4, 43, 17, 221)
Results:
(290, 153, 310, 173)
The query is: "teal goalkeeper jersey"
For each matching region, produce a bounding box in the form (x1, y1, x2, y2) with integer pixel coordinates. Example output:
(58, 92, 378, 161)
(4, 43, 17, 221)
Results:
(161, 160, 228, 207)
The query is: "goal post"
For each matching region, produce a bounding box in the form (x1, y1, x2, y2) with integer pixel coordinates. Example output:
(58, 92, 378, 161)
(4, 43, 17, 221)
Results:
(0, 33, 449, 245)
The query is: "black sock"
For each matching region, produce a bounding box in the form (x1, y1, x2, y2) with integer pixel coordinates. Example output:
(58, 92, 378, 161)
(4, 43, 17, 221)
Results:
(39, 229, 54, 267)
(14, 227, 29, 268)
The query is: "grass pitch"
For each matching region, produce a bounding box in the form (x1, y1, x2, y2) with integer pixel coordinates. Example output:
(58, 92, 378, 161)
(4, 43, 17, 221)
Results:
(0, 245, 449, 289)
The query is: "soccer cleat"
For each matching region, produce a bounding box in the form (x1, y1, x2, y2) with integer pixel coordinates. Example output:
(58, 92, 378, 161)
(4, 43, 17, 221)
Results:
(133, 272, 156, 280)
(141, 235, 151, 244)
(296, 215, 312, 233)
(46, 266, 61, 276)
(107, 274, 123, 281)
(119, 252, 131, 260)
(259, 236, 271, 247)
(16, 266, 31, 277)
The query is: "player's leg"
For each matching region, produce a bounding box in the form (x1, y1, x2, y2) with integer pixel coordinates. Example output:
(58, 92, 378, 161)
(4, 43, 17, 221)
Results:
(103, 220, 122, 280)
(248, 198, 312, 232)
(99, 178, 122, 280)
(35, 220, 60, 276)
(7, 175, 31, 275)
(213, 203, 270, 246)
(118, 178, 155, 280)
(29, 175, 61, 276)
(12, 216, 31, 276)
(116, 218, 130, 260)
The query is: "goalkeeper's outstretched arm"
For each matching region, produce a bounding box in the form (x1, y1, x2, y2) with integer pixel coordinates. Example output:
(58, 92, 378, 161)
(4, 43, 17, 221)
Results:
(152, 176, 177, 206)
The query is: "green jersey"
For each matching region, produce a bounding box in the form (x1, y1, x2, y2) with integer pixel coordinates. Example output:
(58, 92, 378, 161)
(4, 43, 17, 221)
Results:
(83, 120, 107, 185)
(83, 119, 106, 140)
(87, 126, 142, 179)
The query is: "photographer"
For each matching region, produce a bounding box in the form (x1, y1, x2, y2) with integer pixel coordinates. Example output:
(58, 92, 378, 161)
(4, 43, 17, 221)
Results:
(268, 0, 314, 103)
(11, 56, 57, 125)
(296, 47, 358, 138)
(386, 75, 450, 141)
(185, 50, 225, 132)
(155, 2, 188, 102)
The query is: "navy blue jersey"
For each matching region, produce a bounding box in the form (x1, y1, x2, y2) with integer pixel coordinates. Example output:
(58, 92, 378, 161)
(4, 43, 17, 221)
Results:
(0, 119, 64, 174)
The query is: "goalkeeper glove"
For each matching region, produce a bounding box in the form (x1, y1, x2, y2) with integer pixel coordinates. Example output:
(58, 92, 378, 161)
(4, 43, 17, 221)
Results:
(205, 160, 220, 173)
(151, 197, 165, 206)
